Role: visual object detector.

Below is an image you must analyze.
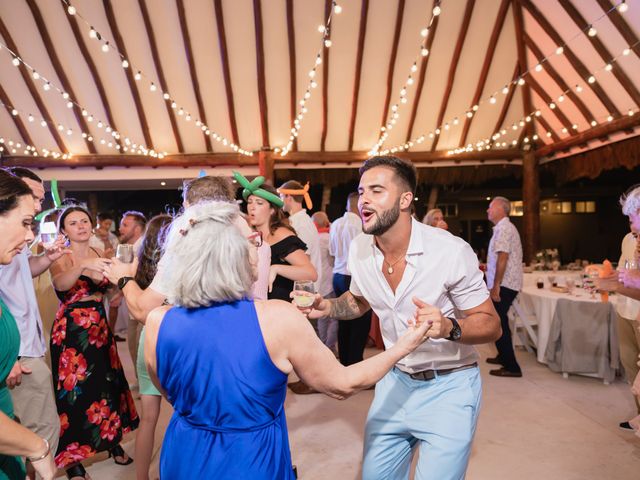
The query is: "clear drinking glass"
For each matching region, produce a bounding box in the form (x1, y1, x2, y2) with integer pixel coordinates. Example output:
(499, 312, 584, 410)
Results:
(565, 277, 575, 295)
(40, 221, 57, 247)
(292, 280, 315, 308)
(116, 244, 134, 263)
(624, 259, 638, 270)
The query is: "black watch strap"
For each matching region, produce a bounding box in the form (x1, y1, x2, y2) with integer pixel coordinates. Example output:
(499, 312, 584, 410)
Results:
(446, 317, 462, 341)
(117, 276, 135, 290)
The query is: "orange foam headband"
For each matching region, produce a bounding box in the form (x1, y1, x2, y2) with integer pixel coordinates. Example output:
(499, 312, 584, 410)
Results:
(277, 182, 313, 210)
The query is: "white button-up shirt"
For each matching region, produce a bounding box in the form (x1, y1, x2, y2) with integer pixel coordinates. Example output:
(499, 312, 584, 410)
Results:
(330, 211, 362, 276)
(348, 219, 489, 372)
(0, 248, 46, 357)
(288, 209, 322, 291)
(486, 217, 523, 291)
(617, 232, 640, 320)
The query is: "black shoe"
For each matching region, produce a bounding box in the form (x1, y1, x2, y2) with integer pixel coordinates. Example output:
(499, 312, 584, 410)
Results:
(489, 368, 522, 378)
(113, 335, 126, 342)
(108, 444, 133, 465)
(486, 356, 502, 365)
(620, 421, 633, 431)
(66, 464, 88, 479)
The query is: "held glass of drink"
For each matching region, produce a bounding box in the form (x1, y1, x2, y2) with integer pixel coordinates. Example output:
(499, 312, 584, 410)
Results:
(40, 221, 58, 247)
(292, 280, 315, 308)
(536, 277, 544, 289)
(116, 244, 134, 264)
(624, 259, 638, 270)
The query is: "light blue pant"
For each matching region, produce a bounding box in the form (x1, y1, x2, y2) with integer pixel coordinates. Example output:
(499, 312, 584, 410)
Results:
(362, 366, 482, 480)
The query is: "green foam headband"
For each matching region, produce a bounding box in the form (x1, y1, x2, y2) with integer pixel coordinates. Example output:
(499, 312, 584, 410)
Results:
(233, 171, 284, 208)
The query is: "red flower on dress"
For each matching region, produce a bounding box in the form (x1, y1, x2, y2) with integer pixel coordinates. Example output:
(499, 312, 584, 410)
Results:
(58, 348, 88, 391)
(51, 317, 67, 346)
(99, 411, 122, 441)
(70, 307, 100, 329)
(54, 442, 95, 468)
(109, 343, 121, 370)
(86, 399, 110, 425)
(88, 324, 109, 348)
(59, 413, 69, 437)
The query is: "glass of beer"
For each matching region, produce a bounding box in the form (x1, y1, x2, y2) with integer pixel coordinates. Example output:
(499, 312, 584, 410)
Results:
(116, 244, 134, 263)
(292, 280, 315, 308)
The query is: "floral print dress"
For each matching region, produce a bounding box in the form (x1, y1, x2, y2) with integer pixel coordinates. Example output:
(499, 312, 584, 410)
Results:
(51, 275, 139, 469)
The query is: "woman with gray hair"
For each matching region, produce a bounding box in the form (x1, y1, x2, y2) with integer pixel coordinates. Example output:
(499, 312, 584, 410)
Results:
(422, 208, 448, 230)
(143, 201, 433, 479)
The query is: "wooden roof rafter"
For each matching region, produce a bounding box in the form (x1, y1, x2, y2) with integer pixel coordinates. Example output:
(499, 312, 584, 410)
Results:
(490, 63, 520, 145)
(176, 0, 212, 152)
(458, 0, 511, 148)
(527, 75, 574, 132)
(347, 0, 369, 151)
(536, 113, 561, 143)
(285, 0, 296, 151)
(102, 0, 154, 149)
(25, 0, 95, 153)
(213, 0, 240, 146)
(0, 17, 68, 153)
(60, 0, 122, 153)
(405, 0, 441, 144)
(320, 0, 332, 152)
(430, 0, 476, 152)
(513, 0, 536, 147)
(519, 0, 621, 117)
(138, 0, 184, 153)
(252, 0, 270, 149)
(595, 0, 640, 58)
(0, 83, 34, 147)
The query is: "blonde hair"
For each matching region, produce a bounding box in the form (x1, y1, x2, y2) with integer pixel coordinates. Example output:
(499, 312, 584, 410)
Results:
(162, 201, 254, 307)
(422, 208, 443, 226)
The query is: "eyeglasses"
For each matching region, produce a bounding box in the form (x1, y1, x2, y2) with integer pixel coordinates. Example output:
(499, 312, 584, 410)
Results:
(247, 231, 263, 248)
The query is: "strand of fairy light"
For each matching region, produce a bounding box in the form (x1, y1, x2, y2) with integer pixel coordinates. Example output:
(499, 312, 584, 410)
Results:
(446, 36, 640, 156)
(62, 0, 252, 157)
(376, 0, 631, 156)
(0, 135, 64, 159)
(0, 42, 165, 159)
(369, 1, 442, 156)
(275, 1, 343, 157)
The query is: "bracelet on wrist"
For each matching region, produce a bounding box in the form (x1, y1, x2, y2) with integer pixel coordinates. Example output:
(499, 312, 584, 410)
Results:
(27, 438, 49, 463)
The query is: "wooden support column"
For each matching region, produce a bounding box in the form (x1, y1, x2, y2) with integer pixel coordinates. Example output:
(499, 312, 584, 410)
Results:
(258, 150, 274, 184)
(522, 150, 540, 264)
(87, 192, 98, 221)
(427, 186, 439, 211)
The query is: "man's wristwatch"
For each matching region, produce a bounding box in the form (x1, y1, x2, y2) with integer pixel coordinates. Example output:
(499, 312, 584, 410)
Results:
(446, 317, 462, 341)
(117, 276, 135, 290)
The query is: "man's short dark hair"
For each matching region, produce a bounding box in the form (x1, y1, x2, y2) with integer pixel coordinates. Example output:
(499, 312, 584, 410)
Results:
(183, 176, 234, 204)
(359, 156, 417, 194)
(278, 180, 305, 204)
(97, 211, 114, 222)
(122, 210, 147, 229)
(6, 167, 42, 183)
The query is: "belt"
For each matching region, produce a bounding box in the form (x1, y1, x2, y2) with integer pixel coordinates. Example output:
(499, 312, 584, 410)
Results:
(404, 362, 478, 381)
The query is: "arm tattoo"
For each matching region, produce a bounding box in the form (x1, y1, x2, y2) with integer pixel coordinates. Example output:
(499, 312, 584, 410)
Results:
(329, 292, 368, 320)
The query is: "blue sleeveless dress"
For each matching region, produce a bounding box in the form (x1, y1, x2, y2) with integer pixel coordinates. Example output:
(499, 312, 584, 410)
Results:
(156, 299, 295, 479)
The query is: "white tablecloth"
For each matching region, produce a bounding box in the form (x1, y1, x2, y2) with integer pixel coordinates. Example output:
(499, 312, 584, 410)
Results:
(518, 286, 616, 364)
(523, 271, 581, 289)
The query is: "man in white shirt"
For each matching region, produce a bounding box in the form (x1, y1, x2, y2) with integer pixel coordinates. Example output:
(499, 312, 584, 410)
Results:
(485, 196, 524, 377)
(329, 192, 371, 366)
(305, 156, 500, 479)
(1, 167, 67, 479)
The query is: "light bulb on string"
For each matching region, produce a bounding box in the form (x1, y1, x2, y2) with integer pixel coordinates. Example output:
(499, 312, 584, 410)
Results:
(334, 3, 342, 14)
(68, 5, 76, 15)
(134, 71, 142, 81)
(618, 1, 628, 13)
(121, 59, 129, 68)
(11, 58, 20, 67)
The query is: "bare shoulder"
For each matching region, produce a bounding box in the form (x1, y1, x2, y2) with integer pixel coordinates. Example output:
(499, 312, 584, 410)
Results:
(145, 305, 172, 335)
(254, 299, 305, 328)
(270, 228, 295, 243)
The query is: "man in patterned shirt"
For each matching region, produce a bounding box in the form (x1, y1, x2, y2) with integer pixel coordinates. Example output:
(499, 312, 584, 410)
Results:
(486, 196, 523, 377)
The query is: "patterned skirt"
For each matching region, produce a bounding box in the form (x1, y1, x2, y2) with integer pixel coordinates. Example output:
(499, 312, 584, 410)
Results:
(50, 300, 139, 469)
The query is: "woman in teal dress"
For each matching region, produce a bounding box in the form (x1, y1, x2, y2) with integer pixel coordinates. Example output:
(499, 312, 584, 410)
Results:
(0, 170, 55, 479)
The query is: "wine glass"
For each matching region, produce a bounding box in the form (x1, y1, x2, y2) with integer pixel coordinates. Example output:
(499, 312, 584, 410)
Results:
(565, 277, 575, 295)
(39, 221, 58, 248)
(292, 280, 315, 308)
(116, 244, 134, 263)
(624, 259, 638, 270)
(548, 275, 557, 288)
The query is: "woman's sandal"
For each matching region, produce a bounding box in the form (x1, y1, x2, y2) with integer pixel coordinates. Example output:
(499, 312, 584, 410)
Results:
(108, 444, 133, 465)
(66, 463, 89, 479)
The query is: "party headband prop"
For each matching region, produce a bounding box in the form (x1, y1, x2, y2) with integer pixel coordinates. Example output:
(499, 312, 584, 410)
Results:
(232, 171, 284, 208)
(35, 179, 62, 221)
(277, 182, 313, 210)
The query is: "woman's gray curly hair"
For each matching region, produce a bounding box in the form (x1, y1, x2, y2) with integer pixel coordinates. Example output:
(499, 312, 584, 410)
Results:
(162, 201, 254, 307)
(621, 185, 640, 217)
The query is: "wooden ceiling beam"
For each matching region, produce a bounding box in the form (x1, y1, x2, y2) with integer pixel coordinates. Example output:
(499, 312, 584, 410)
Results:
(405, 1, 441, 143)
(0, 17, 67, 152)
(26, 0, 95, 153)
(537, 112, 640, 156)
(285, 0, 296, 150)
(102, 0, 154, 149)
(348, 0, 369, 151)
(252, 0, 270, 148)
(519, 0, 621, 116)
(379, 0, 406, 135)
(595, 0, 640, 57)
(490, 63, 520, 142)
(458, 0, 510, 147)
(138, 0, 184, 152)
(431, 0, 476, 151)
(524, 32, 596, 125)
(513, 0, 535, 145)
(176, 0, 212, 151)
(526, 75, 573, 131)
(213, 0, 240, 146)
(559, 0, 640, 107)
(0, 83, 35, 146)
(320, 0, 332, 151)
(536, 114, 561, 143)
(61, 1, 122, 153)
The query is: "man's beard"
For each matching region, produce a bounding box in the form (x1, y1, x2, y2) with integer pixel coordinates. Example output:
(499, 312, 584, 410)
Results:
(363, 200, 401, 236)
